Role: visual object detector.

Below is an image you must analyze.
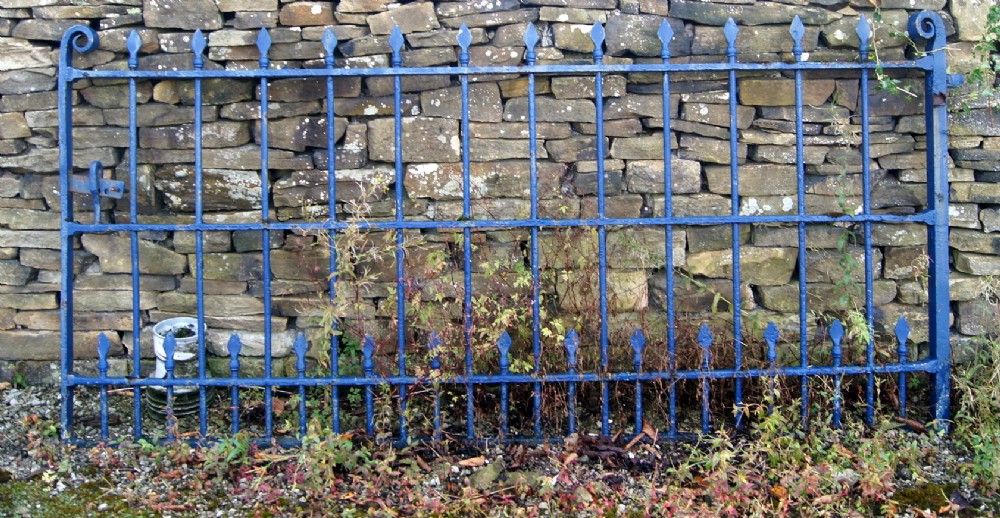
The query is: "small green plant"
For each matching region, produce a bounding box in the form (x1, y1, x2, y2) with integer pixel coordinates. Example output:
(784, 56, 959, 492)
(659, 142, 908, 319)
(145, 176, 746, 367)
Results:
(297, 420, 372, 476)
(951, 277, 1000, 493)
(11, 372, 27, 389)
(962, 3, 1000, 108)
(202, 432, 254, 478)
(869, 2, 1000, 110)
(870, 9, 917, 98)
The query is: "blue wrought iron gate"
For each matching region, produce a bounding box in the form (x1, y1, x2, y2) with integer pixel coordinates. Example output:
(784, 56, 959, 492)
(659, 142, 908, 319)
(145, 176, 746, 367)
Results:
(59, 11, 957, 445)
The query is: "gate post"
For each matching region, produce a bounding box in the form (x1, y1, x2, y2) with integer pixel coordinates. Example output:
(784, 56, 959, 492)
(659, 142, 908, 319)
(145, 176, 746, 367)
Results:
(909, 11, 953, 430)
(58, 26, 96, 440)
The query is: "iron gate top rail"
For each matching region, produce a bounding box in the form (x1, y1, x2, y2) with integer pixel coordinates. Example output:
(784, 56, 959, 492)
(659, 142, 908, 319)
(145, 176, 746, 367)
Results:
(58, 10, 955, 445)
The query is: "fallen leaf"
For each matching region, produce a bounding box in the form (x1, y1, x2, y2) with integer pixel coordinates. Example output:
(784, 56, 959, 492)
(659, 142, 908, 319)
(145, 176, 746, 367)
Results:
(458, 456, 486, 468)
(624, 432, 645, 451)
(562, 452, 578, 466)
(939, 502, 962, 514)
(254, 452, 293, 463)
(564, 433, 579, 451)
(893, 416, 927, 433)
(833, 443, 858, 462)
(814, 494, 837, 505)
(640, 443, 662, 460)
(642, 419, 658, 439)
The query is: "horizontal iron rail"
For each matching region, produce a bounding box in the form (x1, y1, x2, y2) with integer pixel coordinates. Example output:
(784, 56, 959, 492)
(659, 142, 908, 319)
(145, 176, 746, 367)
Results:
(68, 359, 939, 388)
(64, 211, 935, 234)
(64, 430, 734, 449)
(66, 60, 928, 81)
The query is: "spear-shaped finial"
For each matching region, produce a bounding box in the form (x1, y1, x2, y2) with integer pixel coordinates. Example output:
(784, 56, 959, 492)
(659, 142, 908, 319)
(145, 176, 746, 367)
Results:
(257, 28, 271, 68)
(322, 27, 338, 66)
(126, 30, 142, 69)
(192, 29, 206, 69)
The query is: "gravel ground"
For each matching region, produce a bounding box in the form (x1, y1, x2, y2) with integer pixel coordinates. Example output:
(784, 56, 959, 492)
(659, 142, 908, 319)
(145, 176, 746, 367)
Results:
(1, 383, 996, 517)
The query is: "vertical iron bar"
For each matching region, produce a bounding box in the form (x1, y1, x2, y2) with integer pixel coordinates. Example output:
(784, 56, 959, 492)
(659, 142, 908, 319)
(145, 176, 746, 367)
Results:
(792, 17, 810, 429)
(88, 161, 101, 223)
(565, 330, 579, 434)
(724, 19, 744, 430)
(591, 23, 610, 438)
(631, 330, 645, 435)
(97, 334, 111, 440)
(126, 31, 143, 440)
(895, 318, 910, 418)
(929, 80, 952, 429)
(294, 334, 308, 437)
(458, 25, 475, 441)
(858, 18, 876, 427)
(362, 335, 375, 436)
(323, 28, 342, 435)
(909, 11, 952, 430)
(764, 323, 778, 416)
(389, 27, 408, 443)
(163, 333, 177, 441)
(429, 333, 442, 441)
(58, 28, 86, 442)
(228, 335, 242, 434)
(192, 30, 208, 440)
(831, 320, 844, 428)
(928, 71, 952, 430)
(257, 29, 274, 440)
(698, 324, 712, 434)
(658, 21, 678, 438)
(524, 24, 543, 438)
(498, 332, 511, 436)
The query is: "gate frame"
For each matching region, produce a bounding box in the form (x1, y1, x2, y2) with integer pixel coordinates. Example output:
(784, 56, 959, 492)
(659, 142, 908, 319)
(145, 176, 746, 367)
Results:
(57, 10, 957, 444)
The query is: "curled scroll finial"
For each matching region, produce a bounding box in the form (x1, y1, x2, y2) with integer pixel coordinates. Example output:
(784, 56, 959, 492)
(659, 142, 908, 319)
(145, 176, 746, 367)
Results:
(907, 10, 946, 53)
(59, 25, 99, 68)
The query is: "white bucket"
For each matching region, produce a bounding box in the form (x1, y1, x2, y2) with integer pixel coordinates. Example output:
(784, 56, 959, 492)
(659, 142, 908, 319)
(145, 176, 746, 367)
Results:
(150, 317, 202, 395)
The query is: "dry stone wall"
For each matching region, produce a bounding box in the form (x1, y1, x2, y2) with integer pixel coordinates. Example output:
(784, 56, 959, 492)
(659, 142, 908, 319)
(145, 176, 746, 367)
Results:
(0, 0, 997, 383)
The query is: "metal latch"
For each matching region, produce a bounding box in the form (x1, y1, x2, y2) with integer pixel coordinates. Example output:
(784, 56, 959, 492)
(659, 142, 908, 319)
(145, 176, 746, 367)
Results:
(68, 161, 125, 199)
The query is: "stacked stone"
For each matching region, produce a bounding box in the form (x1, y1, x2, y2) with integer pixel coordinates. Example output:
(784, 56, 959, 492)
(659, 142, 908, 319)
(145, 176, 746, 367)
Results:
(0, 0, 996, 383)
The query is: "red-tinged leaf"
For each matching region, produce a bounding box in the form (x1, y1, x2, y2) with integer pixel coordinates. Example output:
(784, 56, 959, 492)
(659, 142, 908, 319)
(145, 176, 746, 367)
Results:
(834, 443, 859, 461)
